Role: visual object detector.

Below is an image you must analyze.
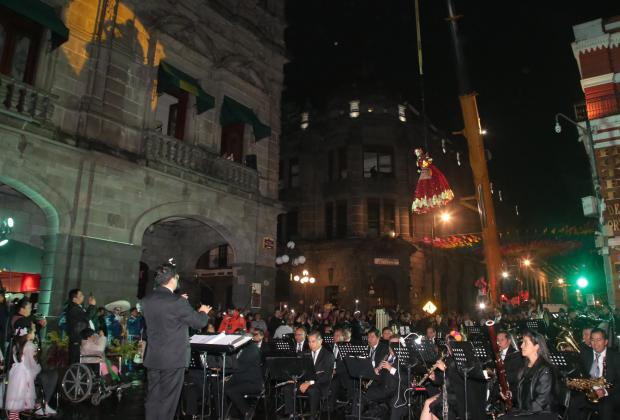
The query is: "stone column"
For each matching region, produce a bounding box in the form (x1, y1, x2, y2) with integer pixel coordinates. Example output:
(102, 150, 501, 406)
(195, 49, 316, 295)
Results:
(46, 234, 143, 317)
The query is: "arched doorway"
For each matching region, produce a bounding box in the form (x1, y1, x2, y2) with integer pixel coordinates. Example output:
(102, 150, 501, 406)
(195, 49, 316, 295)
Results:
(0, 182, 59, 317)
(140, 217, 237, 309)
(195, 244, 235, 311)
(373, 275, 397, 308)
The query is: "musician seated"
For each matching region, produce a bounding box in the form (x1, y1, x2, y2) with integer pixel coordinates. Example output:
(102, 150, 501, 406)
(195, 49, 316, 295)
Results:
(381, 327, 393, 343)
(578, 326, 593, 353)
(426, 326, 437, 344)
(329, 327, 354, 411)
(502, 331, 558, 420)
(225, 335, 264, 420)
(496, 330, 523, 402)
(360, 337, 406, 420)
(282, 331, 334, 419)
(568, 328, 620, 420)
(292, 327, 310, 354)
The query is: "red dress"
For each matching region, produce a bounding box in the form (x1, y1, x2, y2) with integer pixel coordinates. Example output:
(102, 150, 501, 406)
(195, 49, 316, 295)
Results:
(411, 148, 454, 214)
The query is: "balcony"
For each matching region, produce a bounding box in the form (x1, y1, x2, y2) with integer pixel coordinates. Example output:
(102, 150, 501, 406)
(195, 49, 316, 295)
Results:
(144, 131, 259, 192)
(574, 93, 620, 122)
(0, 73, 56, 125)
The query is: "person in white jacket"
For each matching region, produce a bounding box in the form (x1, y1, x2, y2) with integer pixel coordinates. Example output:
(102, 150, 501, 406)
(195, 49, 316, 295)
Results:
(80, 328, 120, 379)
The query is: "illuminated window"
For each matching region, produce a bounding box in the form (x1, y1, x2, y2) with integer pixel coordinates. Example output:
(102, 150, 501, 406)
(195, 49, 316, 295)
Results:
(398, 104, 406, 122)
(301, 112, 309, 130)
(349, 100, 360, 118)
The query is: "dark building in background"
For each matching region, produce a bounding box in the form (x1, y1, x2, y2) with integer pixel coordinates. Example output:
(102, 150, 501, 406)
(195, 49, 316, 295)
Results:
(276, 90, 484, 313)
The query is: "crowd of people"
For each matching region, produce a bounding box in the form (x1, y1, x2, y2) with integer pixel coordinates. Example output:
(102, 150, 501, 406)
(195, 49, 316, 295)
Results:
(0, 269, 618, 420)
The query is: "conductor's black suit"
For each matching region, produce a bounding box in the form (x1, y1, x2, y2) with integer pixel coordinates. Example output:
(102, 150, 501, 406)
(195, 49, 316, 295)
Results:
(142, 286, 209, 420)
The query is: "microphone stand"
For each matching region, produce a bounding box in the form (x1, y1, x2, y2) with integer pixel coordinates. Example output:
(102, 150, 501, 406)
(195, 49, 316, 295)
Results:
(462, 366, 474, 420)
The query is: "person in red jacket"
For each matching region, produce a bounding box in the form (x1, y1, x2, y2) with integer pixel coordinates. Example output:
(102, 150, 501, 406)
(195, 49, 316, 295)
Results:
(218, 309, 246, 334)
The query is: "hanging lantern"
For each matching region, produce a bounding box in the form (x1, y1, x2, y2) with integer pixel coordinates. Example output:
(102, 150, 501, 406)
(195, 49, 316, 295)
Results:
(411, 148, 454, 214)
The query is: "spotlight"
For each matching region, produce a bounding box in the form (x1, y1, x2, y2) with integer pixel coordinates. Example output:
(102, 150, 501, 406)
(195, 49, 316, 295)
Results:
(555, 122, 562, 134)
(502, 271, 509, 279)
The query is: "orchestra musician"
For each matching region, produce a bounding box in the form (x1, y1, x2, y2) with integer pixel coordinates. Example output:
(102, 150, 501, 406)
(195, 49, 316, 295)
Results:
(225, 335, 264, 420)
(359, 336, 407, 420)
(501, 331, 558, 420)
(496, 330, 523, 403)
(329, 327, 354, 411)
(293, 326, 310, 353)
(568, 328, 620, 420)
(578, 325, 593, 353)
(282, 331, 334, 419)
(367, 328, 389, 367)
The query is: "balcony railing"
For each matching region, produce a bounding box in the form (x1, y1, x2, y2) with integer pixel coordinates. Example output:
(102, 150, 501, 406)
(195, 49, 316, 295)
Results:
(144, 131, 259, 192)
(0, 73, 56, 124)
(574, 93, 620, 122)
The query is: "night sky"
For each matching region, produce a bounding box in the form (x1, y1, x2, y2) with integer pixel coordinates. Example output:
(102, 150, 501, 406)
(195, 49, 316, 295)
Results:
(284, 0, 620, 231)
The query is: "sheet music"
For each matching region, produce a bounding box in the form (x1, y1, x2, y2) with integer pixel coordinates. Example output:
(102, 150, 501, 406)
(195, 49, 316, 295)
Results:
(190, 332, 252, 348)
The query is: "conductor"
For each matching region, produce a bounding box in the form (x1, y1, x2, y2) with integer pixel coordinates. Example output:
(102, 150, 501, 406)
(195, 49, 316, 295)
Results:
(142, 264, 212, 420)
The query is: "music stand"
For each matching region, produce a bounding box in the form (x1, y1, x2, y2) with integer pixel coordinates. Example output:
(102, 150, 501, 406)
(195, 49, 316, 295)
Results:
(526, 319, 546, 333)
(337, 342, 368, 358)
(466, 325, 484, 337)
(272, 338, 294, 353)
(449, 342, 480, 420)
(344, 357, 377, 420)
(323, 334, 334, 345)
(266, 355, 315, 419)
(471, 340, 492, 366)
(412, 337, 439, 364)
(549, 352, 581, 377)
(392, 343, 418, 420)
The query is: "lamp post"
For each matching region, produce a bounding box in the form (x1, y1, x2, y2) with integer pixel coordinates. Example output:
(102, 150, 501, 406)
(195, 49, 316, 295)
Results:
(275, 241, 306, 307)
(292, 269, 316, 310)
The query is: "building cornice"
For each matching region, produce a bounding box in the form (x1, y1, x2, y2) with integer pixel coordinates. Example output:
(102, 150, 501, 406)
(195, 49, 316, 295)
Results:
(572, 32, 620, 56)
(580, 73, 618, 90)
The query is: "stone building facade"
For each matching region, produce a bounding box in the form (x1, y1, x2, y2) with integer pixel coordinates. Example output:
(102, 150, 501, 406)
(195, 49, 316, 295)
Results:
(277, 92, 484, 313)
(0, 0, 286, 317)
(571, 16, 620, 307)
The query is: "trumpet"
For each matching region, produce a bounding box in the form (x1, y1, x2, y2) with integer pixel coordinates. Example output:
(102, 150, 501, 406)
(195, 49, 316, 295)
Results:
(415, 354, 446, 386)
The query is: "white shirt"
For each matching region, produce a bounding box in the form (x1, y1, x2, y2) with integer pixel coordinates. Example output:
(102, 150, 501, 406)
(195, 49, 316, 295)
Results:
(312, 347, 321, 365)
(296, 340, 306, 352)
(592, 348, 607, 378)
(500, 348, 508, 362)
(369, 344, 378, 367)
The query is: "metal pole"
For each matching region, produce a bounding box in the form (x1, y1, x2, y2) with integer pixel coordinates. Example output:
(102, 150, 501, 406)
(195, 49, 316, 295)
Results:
(447, 0, 502, 304)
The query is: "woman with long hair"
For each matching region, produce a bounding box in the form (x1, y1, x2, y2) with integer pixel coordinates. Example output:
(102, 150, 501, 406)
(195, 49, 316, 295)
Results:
(502, 330, 558, 420)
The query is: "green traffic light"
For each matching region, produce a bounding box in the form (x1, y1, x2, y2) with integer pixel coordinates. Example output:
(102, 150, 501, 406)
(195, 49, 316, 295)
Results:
(577, 277, 588, 289)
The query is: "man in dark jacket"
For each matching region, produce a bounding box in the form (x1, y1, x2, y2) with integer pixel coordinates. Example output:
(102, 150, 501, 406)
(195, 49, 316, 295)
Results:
(66, 289, 96, 364)
(283, 331, 335, 419)
(569, 328, 620, 420)
(142, 264, 211, 420)
(225, 339, 264, 419)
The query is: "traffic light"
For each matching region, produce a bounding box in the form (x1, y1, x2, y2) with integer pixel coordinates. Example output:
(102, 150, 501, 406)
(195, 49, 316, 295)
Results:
(576, 276, 588, 289)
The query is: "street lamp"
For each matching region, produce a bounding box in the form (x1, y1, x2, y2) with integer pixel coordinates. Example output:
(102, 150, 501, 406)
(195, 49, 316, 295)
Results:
(502, 271, 509, 279)
(293, 269, 316, 308)
(0, 217, 15, 247)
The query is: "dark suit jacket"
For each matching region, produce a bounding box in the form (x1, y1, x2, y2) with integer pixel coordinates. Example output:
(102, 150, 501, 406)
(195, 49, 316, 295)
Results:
(292, 339, 310, 353)
(580, 348, 620, 399)
(142, 287, 209, 370)
(368, 342, 389, 367)
(67, 302, 96, 341)
(310, 346, 335, 391)
(229, 342, 264, 387)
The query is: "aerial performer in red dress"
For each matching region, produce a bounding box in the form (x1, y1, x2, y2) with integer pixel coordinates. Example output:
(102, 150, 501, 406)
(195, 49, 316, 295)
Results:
(411, 148, 454, 214)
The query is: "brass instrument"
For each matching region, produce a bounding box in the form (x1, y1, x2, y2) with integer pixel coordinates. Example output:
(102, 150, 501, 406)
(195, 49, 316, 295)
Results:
(555, 323, 581, 353)
(415, 354, 445, 386)
(566, 377, 612, 403)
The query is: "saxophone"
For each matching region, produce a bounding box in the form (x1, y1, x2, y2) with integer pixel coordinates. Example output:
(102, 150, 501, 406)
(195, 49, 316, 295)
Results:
(567, 356, 613, 403)
(566, 377, 611, 403)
